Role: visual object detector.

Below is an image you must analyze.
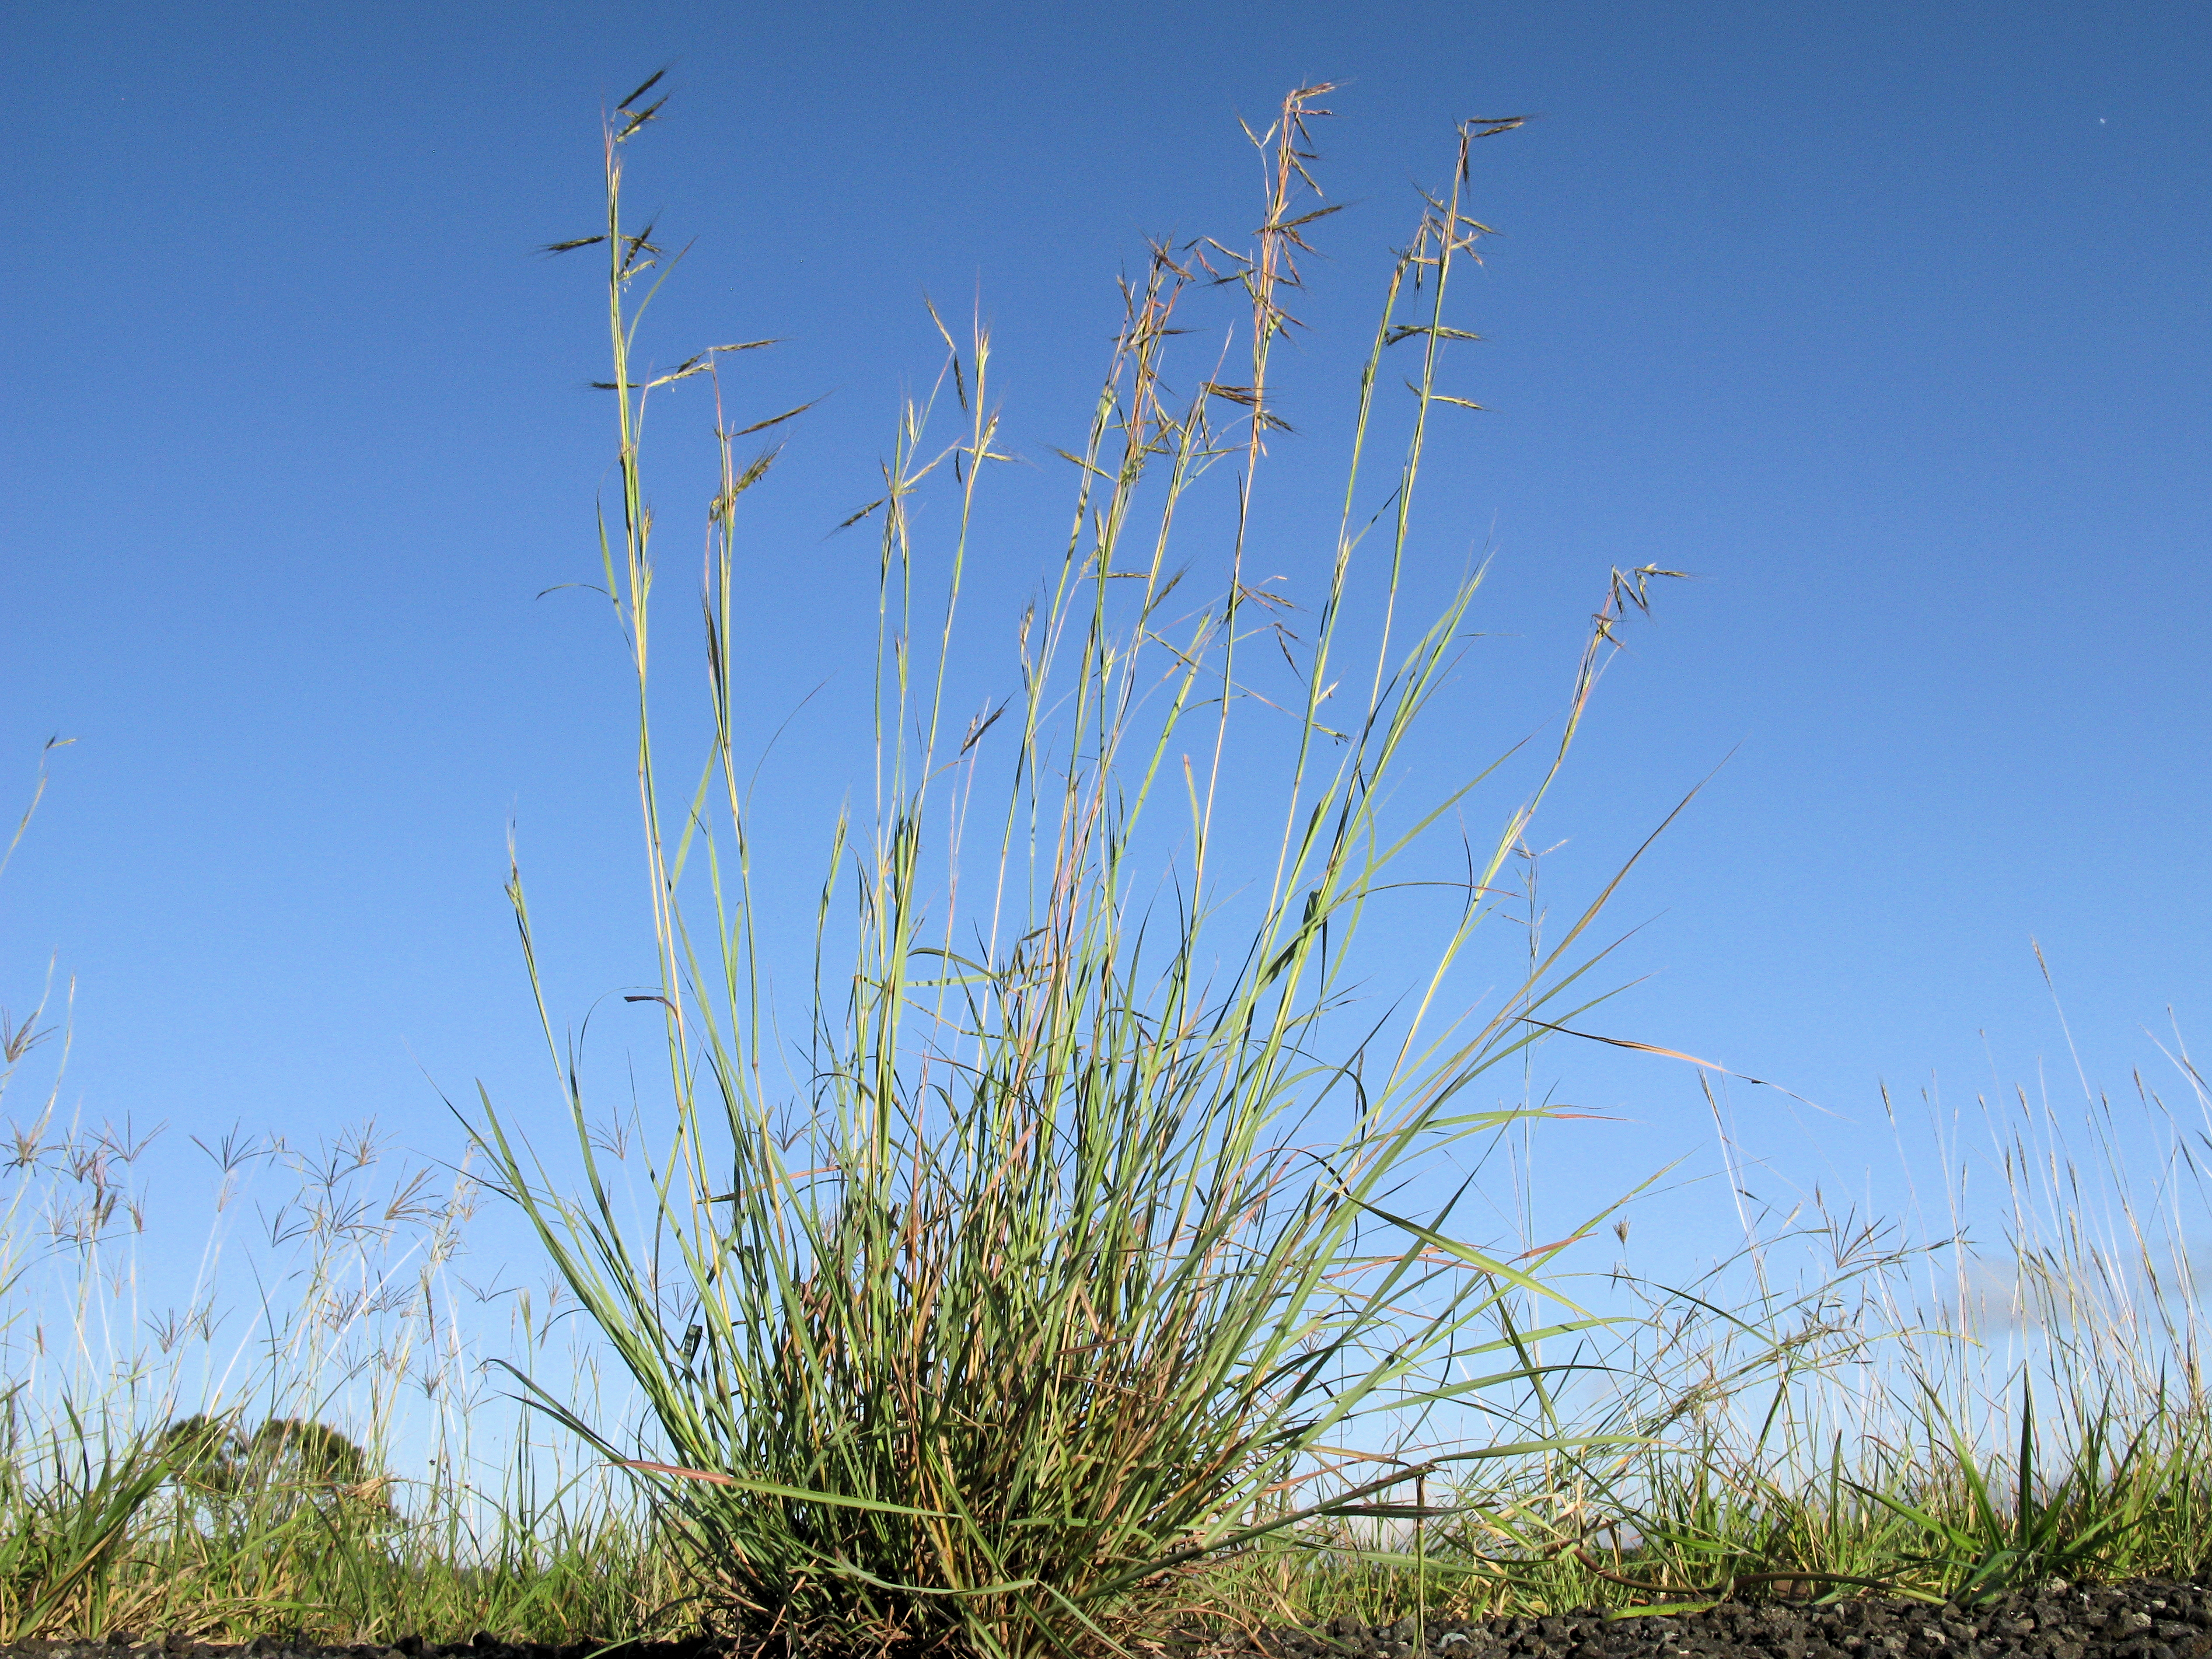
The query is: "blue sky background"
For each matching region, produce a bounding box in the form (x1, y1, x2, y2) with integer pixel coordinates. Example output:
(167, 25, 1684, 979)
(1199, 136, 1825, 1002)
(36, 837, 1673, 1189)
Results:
(2, 0, 2208, 1360)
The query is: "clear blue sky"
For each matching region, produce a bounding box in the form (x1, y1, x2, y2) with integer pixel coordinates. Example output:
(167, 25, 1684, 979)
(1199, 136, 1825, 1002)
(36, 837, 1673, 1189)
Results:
(3, 0, 2207, 1293)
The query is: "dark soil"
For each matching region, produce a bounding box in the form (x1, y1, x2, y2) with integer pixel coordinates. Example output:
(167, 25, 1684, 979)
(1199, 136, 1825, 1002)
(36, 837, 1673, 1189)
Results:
(1236, 1578, 2212, 1659)
(10, 1578, 2212, 1659)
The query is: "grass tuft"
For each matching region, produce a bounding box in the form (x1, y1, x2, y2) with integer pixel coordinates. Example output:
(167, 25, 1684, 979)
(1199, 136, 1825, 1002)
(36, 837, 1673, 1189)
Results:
(481, 85, 1676, 1659)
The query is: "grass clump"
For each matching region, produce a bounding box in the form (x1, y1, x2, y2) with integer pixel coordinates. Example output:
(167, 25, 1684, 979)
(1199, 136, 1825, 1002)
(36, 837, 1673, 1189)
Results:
(481, 79, 1665, 1658)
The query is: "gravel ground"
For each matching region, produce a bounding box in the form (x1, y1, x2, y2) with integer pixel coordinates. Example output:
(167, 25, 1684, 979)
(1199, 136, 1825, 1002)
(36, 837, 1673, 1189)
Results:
(8, 1577, 2212, 1659)
(1240, 1578, 2212, 1659)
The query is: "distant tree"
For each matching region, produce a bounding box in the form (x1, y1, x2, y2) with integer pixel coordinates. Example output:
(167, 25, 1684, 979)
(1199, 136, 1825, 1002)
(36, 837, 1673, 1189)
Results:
(158, 1414, 393, 1536)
